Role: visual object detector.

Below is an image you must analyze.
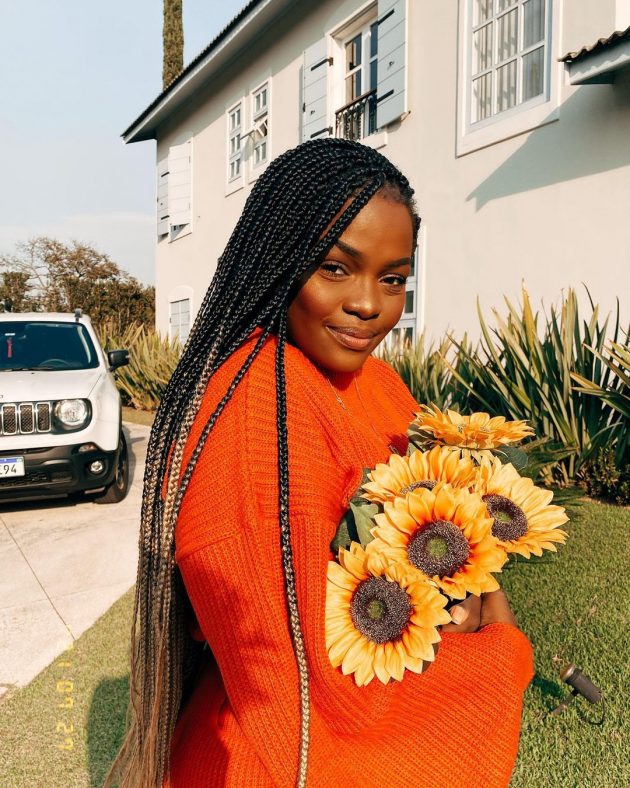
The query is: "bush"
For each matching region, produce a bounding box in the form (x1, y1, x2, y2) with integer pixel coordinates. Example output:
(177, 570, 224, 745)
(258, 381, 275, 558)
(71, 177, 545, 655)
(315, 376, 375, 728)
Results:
(96, 319, 181, 412)
(385, 286, 630, 489)
(578, 447, 630, 505)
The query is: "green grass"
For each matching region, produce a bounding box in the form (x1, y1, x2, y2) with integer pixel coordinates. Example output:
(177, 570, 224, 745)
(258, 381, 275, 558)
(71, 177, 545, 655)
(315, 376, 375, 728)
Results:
(0, 498, 628, 786)
(0, 589, 134, 787)
(505, 497, 629, 787)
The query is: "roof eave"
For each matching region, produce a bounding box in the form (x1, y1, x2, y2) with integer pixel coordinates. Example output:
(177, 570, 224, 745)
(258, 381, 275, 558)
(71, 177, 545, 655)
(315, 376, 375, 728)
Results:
(564, 37, 630, 84)
(123, 0, 286, 144)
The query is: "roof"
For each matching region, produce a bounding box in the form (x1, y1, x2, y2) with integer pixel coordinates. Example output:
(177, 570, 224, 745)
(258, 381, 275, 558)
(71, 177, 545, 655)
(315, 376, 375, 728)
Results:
(123, 0, 294, 143)
(560, 25, 630, 62)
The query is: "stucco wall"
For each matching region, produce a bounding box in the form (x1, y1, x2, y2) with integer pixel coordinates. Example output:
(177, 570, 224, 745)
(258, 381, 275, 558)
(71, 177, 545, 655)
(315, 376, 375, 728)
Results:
(152, 0, 630, 345)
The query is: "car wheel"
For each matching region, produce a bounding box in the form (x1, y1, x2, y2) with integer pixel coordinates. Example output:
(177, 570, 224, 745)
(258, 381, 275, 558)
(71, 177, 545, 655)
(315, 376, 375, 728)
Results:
(94, 432, 129, 504)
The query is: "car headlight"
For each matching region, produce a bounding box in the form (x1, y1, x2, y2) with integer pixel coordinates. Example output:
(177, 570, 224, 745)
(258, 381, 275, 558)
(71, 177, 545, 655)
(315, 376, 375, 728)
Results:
(53, 399, 90, 428)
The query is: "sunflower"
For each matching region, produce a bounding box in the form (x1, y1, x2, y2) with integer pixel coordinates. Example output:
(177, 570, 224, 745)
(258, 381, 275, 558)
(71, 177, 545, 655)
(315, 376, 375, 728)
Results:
(474, 458, 568, 558)
(361, 445, 480, 505)
(408, 404, 534, 462)
(326, 542, 451, 686)
(367, 485, 506, 599)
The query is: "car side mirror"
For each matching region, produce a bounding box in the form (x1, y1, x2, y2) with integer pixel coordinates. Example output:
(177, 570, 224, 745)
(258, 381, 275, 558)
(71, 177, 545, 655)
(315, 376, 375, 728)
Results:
(108, 349, 129, 370)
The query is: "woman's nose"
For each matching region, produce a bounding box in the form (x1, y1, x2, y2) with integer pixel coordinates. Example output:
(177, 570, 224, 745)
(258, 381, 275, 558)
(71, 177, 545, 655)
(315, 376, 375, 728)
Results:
(342, 278, 381, 320)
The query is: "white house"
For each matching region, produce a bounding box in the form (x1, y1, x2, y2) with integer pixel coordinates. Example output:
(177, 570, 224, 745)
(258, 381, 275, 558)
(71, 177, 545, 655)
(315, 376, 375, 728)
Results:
(123, 0, 630, 347)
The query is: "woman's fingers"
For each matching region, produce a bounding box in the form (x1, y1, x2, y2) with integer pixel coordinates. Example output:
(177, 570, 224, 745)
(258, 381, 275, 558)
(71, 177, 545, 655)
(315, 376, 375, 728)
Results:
(441, 594, 482, 633)
(479, 589, 518, 628)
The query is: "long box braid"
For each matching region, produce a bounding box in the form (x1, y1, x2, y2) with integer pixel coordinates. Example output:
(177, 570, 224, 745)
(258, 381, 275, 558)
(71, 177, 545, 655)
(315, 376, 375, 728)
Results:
(104, 137, 420, 788)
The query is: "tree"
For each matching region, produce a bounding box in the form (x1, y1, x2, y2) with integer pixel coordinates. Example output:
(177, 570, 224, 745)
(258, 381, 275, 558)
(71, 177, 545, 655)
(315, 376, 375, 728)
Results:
(0, 237, 155, 329)
(0, 271, 35, 313)
(163, 0, 184, 90)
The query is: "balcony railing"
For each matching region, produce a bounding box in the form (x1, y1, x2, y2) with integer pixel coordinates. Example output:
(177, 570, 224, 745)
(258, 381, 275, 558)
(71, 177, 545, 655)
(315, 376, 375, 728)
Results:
(335, 89, 378, 141)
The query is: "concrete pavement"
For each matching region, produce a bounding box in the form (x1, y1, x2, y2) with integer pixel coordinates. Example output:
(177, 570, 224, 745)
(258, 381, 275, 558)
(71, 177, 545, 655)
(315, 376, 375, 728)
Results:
(0, 421, 149, 698)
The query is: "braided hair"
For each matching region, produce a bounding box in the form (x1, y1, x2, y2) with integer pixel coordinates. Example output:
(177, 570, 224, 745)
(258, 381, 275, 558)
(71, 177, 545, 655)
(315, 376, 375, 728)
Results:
(104, 137, 420, 787)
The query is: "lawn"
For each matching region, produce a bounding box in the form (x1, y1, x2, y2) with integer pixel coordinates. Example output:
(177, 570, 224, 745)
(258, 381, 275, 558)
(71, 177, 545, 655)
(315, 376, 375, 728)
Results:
(0, 496, 628, 787)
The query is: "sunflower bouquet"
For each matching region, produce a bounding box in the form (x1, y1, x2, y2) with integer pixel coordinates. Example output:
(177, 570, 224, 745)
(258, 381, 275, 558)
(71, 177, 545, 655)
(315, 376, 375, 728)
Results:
(326, 405, 569, 687)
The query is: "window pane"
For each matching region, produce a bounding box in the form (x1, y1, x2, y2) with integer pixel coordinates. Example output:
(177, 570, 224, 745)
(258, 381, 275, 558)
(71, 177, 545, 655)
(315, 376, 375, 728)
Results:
(472, 73, 492, 121)
(473, 23, 493, 74)
(497, 0, 517, 10)
(404, 290, 414, 314)
(497, 59, 517, 112)
(474, 0, 493, 25)
(345, 34, 362, 72)
(403, 327, 414, 345)
(522, 46, 544, 100)
(523, 0, 545, 48)
(345, 71, 362, 102)
(497, 9, 518, 62)
(370, 22, 378, 57)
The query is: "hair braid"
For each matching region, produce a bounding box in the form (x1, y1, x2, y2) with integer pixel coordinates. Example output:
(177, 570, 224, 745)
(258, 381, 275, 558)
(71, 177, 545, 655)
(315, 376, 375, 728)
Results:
(104, 137, 420, 788)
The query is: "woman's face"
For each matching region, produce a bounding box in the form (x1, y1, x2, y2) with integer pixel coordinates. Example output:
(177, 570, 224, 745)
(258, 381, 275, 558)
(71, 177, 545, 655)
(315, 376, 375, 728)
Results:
(287, 191, 415, 373)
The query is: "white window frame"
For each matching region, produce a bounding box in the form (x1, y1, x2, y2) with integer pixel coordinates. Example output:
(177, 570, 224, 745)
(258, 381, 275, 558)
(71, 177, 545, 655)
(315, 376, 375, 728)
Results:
(456, 0, 562, 156)
(329, 2, 388, 150)
(226, 101, 244, 193)
(383, 228, 426, 352)
(169, 297, 191, 345)
(247, 79, 271, 183)
(157, 137, 193, 243)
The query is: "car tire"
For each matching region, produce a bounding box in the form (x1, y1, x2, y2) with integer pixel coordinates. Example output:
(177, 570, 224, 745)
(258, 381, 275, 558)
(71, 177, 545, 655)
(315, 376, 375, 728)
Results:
(94, 432, 129, 504)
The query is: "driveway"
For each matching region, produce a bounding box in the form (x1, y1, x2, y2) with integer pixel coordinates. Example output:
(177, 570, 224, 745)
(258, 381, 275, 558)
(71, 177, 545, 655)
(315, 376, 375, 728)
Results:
(0, 421, 149, 696)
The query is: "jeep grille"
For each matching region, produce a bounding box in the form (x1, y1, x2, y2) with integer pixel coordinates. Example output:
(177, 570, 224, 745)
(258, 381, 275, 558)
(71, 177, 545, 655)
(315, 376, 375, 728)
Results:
(0, 402, 52, 435)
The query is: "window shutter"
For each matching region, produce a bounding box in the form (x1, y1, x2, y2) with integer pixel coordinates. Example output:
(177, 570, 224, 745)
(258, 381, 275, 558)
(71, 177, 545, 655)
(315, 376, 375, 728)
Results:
(376, 0, 407, 128)
(168, 140, 192, 227)
(302, 37, 332, 142)
(157, 158, 169, 237)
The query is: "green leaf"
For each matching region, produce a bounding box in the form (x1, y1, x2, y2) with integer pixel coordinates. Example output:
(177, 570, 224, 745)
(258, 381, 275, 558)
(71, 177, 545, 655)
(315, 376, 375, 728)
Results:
(349, 501, 379, 548)
(491, 445, 529, 471)
(330, 511, 355, 555)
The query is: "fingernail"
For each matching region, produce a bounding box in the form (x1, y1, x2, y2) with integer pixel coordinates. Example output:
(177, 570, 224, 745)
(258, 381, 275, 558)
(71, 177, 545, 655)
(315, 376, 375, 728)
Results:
(451, 606, 468, 625)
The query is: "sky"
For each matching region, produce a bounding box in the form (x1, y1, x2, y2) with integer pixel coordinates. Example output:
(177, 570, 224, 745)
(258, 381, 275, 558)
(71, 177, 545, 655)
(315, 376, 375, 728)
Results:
(0, 0, 249, 285)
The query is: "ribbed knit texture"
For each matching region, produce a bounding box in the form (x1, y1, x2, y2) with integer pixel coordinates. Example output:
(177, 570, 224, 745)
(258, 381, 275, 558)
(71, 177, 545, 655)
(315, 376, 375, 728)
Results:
(165, 327, 534, 787)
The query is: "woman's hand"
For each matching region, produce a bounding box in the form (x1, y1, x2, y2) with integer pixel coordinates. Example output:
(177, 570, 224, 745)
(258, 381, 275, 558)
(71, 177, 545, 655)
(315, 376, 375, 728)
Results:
(440, 589, 517, 634)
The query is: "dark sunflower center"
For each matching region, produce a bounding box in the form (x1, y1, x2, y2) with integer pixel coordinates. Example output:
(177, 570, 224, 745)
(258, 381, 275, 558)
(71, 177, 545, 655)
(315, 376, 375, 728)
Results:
(482, 494, 528, 542)
(407, 519, 470, 578)
(400, 479, 437, 495)
(350, 577, 412, 644)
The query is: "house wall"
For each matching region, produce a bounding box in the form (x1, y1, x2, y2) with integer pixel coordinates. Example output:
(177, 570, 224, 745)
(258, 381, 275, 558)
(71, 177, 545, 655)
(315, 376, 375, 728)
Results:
(153, 0, 630, 345)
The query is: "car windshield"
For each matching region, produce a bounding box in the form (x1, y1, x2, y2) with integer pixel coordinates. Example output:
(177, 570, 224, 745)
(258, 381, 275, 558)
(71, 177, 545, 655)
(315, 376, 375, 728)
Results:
(0, 321, 100, 371)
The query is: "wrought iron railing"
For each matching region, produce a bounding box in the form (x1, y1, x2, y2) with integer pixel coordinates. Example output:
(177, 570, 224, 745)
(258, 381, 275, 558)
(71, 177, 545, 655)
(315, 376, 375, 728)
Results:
(335, 89, 378, 141)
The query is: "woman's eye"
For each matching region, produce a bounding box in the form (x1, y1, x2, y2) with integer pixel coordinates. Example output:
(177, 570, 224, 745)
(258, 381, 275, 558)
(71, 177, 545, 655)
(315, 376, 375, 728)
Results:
(383, 275, 407, 287)
(319, 262, 346, 277)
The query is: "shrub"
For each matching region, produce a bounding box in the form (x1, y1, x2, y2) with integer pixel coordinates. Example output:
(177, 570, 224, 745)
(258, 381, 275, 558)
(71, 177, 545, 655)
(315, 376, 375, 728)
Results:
(96, 319, 181, 411)
(578, 447, 630, 505)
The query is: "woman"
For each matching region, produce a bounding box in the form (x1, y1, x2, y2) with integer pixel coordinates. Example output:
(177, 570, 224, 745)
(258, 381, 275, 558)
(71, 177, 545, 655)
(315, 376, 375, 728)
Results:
(105, 138, 533, 787)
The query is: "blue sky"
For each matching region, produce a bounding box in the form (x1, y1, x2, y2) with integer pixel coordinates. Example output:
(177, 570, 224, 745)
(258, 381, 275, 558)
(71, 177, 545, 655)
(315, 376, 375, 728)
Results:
(0, 0, 248, 285)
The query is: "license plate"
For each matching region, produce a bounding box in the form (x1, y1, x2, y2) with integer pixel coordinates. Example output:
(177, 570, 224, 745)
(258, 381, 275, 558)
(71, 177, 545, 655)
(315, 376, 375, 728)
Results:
(0, 457, 25, 478)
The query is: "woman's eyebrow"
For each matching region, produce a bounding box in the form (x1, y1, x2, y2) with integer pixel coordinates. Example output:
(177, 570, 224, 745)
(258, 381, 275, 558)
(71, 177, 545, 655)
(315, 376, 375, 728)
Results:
(333, 239, 412, 268)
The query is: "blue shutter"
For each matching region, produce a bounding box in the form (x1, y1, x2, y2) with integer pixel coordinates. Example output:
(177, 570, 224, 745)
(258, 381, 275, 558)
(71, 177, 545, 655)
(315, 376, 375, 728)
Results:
(302, 37, 332, 142)
(376, 0, 407, 128)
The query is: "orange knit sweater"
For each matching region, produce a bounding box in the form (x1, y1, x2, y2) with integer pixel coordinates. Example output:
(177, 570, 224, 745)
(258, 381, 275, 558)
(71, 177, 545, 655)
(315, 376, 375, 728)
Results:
(165, 327, 534, 787)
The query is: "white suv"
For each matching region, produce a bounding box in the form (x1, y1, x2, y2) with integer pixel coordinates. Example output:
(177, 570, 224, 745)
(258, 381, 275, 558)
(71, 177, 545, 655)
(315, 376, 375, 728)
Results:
(0, 311, 130, 505)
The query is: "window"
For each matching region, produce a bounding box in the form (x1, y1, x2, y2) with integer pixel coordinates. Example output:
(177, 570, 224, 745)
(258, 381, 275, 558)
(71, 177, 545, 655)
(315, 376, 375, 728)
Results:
(390, 245, 418, 347)
(336, 19, 379, 141)
(250, 82, 269, 169)
(458, 0, 558, 155)
(227, 103, 243, 183)
(169, 298, 191, 345)
(471, 0, 547, 123)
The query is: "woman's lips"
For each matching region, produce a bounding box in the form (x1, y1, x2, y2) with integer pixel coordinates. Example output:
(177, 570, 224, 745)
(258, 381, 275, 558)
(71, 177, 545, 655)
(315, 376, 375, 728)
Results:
(326, 326, 376, 350)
